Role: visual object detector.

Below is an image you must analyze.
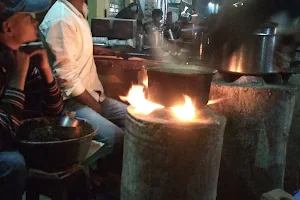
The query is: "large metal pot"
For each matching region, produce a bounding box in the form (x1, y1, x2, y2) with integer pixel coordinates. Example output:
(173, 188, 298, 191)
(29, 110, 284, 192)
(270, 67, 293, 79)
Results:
(17, 117, 97, 172)
(148, 29, 165, 48)
(221, 22, 278, 74)
(178, 25, 211, 62)
(144, 64, 217, 108)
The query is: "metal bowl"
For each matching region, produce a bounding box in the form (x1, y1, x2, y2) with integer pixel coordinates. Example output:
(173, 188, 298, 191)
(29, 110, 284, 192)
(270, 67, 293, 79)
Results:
(17, 117, 97, 172)
(144, 63, 217, 108)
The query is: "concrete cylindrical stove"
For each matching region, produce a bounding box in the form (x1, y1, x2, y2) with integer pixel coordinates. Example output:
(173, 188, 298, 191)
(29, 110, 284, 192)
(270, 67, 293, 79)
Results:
(121, 106, 226, 200)
(210, 75, 296, 200)
(285, 74, 300, 193)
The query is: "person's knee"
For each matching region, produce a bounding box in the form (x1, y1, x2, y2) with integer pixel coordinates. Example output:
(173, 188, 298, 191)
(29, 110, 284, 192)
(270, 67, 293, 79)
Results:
(1, 152, 26, 185)
(0, 152, 27, 197)
(94, 126, 124, 145)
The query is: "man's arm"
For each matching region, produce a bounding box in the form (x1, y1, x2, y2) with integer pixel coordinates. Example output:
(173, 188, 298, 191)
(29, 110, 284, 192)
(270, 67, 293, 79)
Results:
(30, 49, 63, 116)
(40, 20, 101, 113)
(0, 88, 25, 149)
(40, 77, 64, 116)
(0, 51, 32, 148)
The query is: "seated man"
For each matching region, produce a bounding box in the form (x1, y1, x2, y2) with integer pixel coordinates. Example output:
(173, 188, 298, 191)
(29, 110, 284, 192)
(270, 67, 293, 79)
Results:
(144, 9, 164, 33)
(40, 0, 127, 148)
(152, 9, 164, 28)
(0, 0, 63, 199)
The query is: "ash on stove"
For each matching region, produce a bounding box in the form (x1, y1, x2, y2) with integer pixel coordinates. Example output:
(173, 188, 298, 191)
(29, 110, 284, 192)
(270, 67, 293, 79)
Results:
(213, 71, 292, 85)
(212, 72, 296, 91)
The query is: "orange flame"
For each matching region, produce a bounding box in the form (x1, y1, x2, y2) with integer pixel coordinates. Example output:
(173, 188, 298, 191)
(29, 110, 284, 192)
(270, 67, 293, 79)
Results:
(121, 85, 197, 121)
(207, 98, 223, 105)
(143, 75, 148, 87)
(171, 95, 196, 121)
(120, 85, 164, 115)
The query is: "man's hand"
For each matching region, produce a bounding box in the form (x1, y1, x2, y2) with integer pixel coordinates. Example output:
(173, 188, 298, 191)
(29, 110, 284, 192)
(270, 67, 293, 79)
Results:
(30, 49, 54, 84)
(75, 90, 102, 114)
(15, 50, 31, 76)
(9, 50, 37, 90)
(32, 49, 51, 69)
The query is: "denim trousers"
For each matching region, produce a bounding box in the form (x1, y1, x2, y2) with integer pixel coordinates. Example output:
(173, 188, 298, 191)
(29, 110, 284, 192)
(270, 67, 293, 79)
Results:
(0, 151, 26, 200)
(64, 97, 128, 146)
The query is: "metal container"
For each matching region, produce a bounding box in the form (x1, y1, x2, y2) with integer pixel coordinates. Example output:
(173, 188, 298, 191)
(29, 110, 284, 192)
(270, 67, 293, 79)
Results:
(17, 117, 97, 172)
(176, 25, 211, 62)
(149, 29, 164, 47)
(168, 29, 174, 40)
(136, 34, 144, 52)
(221, 22, 278, 74)
(121, 106, 226, 200)
(180, 23, 201, 42)
(145, 64, 217, 108)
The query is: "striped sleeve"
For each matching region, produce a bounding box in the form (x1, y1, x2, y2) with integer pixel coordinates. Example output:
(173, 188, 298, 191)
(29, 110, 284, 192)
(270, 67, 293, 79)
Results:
(41, 79, 64, 116)
(0, 88, 25, 142)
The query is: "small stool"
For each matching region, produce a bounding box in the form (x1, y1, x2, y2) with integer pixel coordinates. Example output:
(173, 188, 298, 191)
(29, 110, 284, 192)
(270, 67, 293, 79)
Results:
(26, 165, 92, 200)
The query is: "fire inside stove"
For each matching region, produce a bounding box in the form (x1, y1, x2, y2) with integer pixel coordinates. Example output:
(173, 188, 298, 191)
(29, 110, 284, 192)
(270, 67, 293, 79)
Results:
(120, 82, 221, 122)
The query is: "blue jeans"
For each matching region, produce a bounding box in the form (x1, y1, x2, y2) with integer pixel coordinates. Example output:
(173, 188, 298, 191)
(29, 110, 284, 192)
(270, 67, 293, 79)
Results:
(295, 191, 300, 200)
(0, 151, 26, 200)
(64, 98, 127, 145)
